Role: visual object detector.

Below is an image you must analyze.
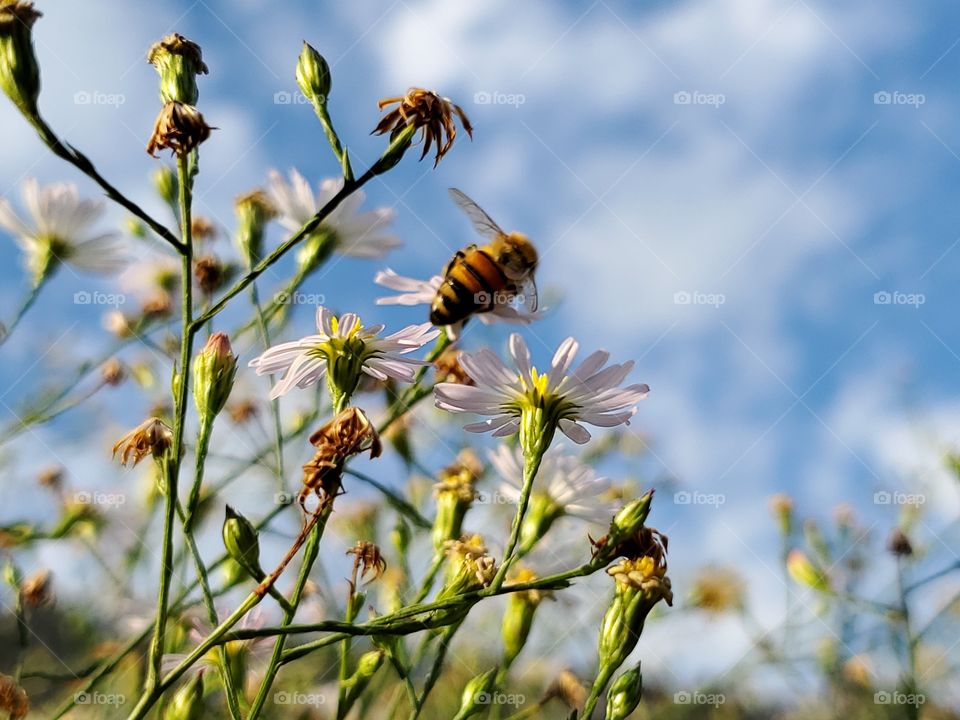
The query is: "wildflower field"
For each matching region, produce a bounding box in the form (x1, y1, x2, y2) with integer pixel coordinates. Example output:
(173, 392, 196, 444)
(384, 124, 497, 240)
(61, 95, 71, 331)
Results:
(0, 2, 958, 719)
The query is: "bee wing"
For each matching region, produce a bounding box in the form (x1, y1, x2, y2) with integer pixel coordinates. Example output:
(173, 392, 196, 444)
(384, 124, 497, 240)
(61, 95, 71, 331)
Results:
(449, 188, 505, 240)
(514, 275, 539, 313)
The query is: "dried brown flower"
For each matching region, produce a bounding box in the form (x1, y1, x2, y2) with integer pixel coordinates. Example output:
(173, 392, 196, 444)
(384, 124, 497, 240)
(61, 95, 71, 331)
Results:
(112, 417, 173, 467)
(434, 346, 473, 385)
(36, 464, 63, 490)
(101, 357, 125, 386)
(141, 292, 173, 319)
(543, 669, 587, 710)
(688, 566, 744, 614)
(373, 88, 472, 167)
(146, 101, 213, 157)
(887, 528, 914, 557)
(193, 254, 228, 294)
(300, 407, 382, 511)
(0, 672, 28, 720)
(228, 398, 258, 425)
(346, 541, 387, 585)
(20, 569, 52, 608)
(191, 215, 217, 241)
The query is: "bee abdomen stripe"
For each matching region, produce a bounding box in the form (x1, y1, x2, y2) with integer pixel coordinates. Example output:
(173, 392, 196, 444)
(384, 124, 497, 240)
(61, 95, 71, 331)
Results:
(475, 249, 509, 285)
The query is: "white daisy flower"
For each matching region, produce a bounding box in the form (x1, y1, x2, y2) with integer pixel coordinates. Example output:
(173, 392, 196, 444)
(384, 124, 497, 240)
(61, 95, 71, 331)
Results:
(249, 305, 440, 402)
(0, 178, 125, 282)
(489, 444, 617, 524)
(374, 268, 541, 332)
(434, 333, 648, 447)
(266, 169, 400, 259)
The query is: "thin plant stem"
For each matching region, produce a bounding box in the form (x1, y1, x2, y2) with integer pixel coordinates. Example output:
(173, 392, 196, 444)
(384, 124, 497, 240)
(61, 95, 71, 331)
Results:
(0, 281, 45, 346)
(488, 451, 545, 592)
(143, 151, 196, 695)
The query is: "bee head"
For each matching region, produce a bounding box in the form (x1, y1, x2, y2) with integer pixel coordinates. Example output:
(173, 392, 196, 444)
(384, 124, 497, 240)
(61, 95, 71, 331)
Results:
(498, 232, 538, 279)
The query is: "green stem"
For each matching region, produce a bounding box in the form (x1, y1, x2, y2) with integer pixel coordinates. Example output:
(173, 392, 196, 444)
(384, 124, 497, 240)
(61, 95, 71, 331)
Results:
(30, 115, 185, 252)
(0, 280, 45, 346)
(488, 450, 545, 592)
(250, 282, 285, 486)
(410, 622, 462, 719)
(192, 166, 377, 331)
(246, 505, 333, 720)
(143, 151, 196, 695)
(582, 664, 615, 719)
(184, 418, 212, 529)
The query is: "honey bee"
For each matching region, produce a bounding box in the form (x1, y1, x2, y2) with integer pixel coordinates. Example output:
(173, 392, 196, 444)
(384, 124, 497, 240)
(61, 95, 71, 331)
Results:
(430, 188, 539, 327)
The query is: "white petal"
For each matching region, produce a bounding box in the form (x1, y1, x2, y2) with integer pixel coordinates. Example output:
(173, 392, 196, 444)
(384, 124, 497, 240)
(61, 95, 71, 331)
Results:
(558, 419, 591, 444)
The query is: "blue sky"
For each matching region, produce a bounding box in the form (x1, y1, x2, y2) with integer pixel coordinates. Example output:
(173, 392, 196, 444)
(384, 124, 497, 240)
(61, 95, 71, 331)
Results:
(2, 0, 960, 694)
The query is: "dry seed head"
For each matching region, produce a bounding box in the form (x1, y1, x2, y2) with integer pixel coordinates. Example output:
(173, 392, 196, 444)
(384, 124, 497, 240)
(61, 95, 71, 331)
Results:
(36, 464, 63, 489)
(373, 87, 472, 167)
(19, 569, 52, 607)
(0, 672, 28, 720)
(146, 101, 213, 157)
(347, 541, 387, 583)
(543, 669, 587, 710)
(688, 566, 744, 614)
(101, 357, 125, 386)
(112, 417, 173, 467)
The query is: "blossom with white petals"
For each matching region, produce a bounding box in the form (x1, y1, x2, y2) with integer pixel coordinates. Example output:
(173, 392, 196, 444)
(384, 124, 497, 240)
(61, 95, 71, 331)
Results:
(249, 306, 439, 403)
(266, 169, 400, 259)
(434, 333, 648, 448)
(375, 267, 541, 331)
(0, 179, 125, 283)
(489, 444, 617, 524)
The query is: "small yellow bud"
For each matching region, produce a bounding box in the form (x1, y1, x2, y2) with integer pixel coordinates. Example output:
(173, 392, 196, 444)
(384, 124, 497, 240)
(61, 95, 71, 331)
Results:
(787, 549, 829, 592)
(0, 1, 41, 119)
(295, 42, 331, 106)
(192, 332, 237, 422)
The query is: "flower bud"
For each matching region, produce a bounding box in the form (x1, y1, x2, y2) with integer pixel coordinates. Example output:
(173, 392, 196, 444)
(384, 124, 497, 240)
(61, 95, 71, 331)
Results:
(147, 33, 207, 105)
(887, 528, 913, 557)
(234, 190, 275, 268)
(0, 1, 41, 119)
(294, 227, 336, 275)
(164, 671, 205, 720)
(605, 662, 642, 720)
(343, 649, 384, 702)
(390, 516, 411, 558)
(786, 549, 829, 592)
(431, 454, 479, 550)
(501, 569, 547, 667)
(192, 332, 237, 423)
(769, 493, 793, 536)
(370, 122, 418, 176)
(153, 165, 178, 206)
(222, 505, 263, 580)
(453, 667, 498, 720)
(295, 42, 331, 107)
